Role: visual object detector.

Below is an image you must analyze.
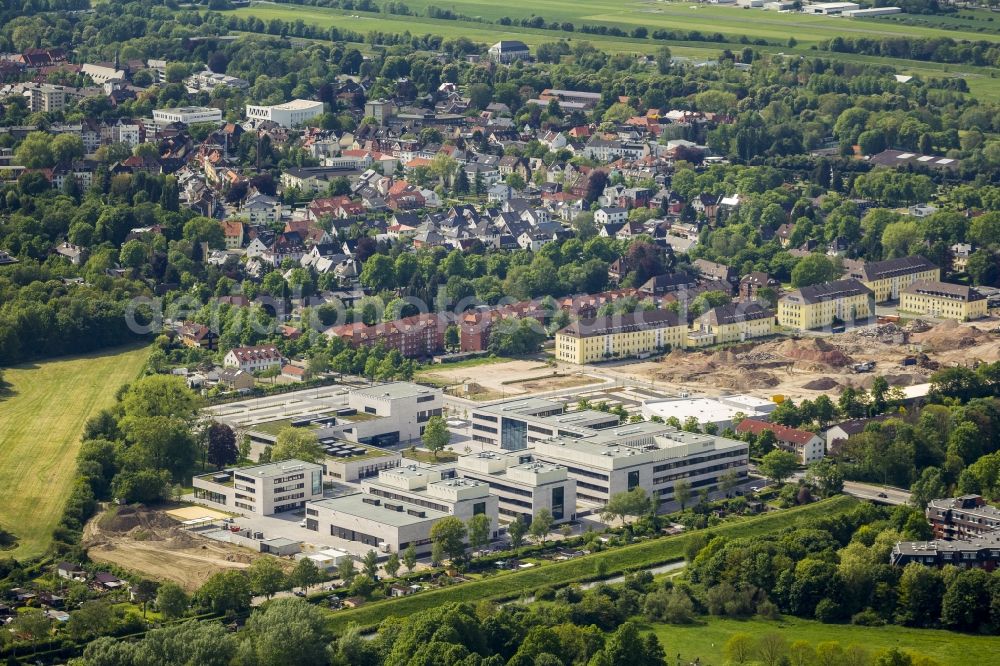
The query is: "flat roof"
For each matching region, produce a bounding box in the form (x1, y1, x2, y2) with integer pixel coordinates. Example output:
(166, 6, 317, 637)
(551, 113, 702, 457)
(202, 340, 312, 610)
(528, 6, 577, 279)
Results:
(235, 459, 322, 478)
(272, 99, 323, 110)
(310, 493, 448, 526)
(643, 395, 775, 423)
(351, 381, 439, 401)
(154, 106, 220, 114)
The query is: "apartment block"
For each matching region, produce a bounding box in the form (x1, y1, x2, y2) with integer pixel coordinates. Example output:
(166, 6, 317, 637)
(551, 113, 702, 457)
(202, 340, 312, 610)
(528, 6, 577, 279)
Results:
(845, 255, 940, 303)
(892, 496, 1000, 570)
(193, 459, 324, 515)
(306, 465, 498, 554)
(457, 451, 577, 524)
(777, 278, 874, 330)
(900, 280, 987, 321)
(555, 310, 687, 364)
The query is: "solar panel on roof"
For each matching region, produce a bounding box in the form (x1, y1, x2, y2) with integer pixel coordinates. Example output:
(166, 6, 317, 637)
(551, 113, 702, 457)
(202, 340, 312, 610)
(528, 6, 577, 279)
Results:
(917, 156, 934, 162)
(897, 152, 915, 159)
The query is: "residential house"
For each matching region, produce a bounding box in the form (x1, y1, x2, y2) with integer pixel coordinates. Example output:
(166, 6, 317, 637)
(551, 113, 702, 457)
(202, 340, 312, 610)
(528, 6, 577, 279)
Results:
(736, 418, 825, 464)
(223, 345, 284, 373)
(178, 321, 219, 350)
(738, 272, 779, 302)
(221, 220, 245, 249)
(217, 367, 255, 392)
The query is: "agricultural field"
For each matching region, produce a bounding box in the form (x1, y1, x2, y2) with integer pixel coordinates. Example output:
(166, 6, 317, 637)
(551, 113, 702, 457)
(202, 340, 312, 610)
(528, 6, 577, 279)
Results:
(227, 1, 1000, 99)
(651, 615, 1000, 666)
(0, 345, 149, 558)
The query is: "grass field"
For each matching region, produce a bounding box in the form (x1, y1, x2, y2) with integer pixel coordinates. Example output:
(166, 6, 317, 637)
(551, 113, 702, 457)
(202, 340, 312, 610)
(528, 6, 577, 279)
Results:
(649, 615, 1000, 666)
(327, 496, 857, 633)
(228, 2, 1000, 100)
(0, 346, 149, 558)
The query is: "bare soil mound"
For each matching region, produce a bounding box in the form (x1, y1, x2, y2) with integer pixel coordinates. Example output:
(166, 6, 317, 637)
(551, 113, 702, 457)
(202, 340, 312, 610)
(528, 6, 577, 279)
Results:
(776, 338, 854, 367)
(914, 320, 989, 352)
(802, 377, 840, 391)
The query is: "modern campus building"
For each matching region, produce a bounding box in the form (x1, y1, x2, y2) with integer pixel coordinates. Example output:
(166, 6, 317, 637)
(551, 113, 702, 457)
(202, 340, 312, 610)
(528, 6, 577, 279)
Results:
(845, 255, 940, 303)
(530, 423, 749, 507)
(305, 465, 498, 554)
(457, 451, 577, 525)
(470, 397, 621, 451)
(777, 278, 874, 330)
(237, 382, 442, 479)
(900, 280, 987, 321)
(245, 99, 324, 128)
(193, 459, 324, 515)
(151, 106, 224, 125)
(487, 40, 531, 63)
(554, 310, 687, 364)
(471, 397, 749, 509)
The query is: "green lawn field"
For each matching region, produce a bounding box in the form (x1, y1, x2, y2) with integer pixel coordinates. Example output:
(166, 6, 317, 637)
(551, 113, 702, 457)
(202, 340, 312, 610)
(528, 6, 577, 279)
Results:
(650, 615, 1000, 666)
(0, 345, 149, 558)
(327, 496, 857, 633)
(228, 2, 1000, 100)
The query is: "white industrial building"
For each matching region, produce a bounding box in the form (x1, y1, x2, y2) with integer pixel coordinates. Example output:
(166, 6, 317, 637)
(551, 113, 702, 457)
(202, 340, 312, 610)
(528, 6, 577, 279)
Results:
(193, 459, 324, 515)
(457, 451, 577, 525)
(640, 394, 777, 431)
(151, 106, 223, 125)
(245, 99, 324, 128)
(844, 6, 901, 17)
(805, 2, 860, 14)
(305, 465, 498, 554)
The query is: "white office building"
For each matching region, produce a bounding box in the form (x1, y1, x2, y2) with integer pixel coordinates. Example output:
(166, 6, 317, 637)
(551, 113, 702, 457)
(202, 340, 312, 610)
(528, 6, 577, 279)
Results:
(470, 397, 620, 451)
(472, 397, 749, 510)
(245, 99, 324, 128)
(152, 106, 224, 125)
(531, 424, 749, 508)
(193, 459, 324, 515)
(305, 465, 498, 554)
(457, 451, 577, 525)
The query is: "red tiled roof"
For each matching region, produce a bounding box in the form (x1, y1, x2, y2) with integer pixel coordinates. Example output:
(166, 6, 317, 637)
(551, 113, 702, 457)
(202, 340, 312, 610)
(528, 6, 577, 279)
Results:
(736, 418, 817, 445)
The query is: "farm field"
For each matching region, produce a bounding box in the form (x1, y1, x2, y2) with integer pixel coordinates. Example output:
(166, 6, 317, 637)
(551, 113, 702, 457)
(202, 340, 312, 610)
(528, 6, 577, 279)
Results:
(227, 2, 1000, 99)
(0, 345, 149, 558)
(651, 615, 1000, 666)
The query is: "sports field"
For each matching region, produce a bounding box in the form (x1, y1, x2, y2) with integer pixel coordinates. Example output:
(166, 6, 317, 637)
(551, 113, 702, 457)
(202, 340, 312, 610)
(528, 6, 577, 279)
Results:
(228, 1, 1000, 99)
(652, 615, 1000, 666)
(0, 345, 149, 558)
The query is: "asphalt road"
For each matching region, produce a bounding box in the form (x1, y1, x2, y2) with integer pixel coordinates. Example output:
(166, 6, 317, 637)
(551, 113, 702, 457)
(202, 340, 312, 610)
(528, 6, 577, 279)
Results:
(842, 480, 912, 506)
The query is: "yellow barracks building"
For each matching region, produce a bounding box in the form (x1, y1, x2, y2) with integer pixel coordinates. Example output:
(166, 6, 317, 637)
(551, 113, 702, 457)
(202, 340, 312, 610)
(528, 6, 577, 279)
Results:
(555, 310, 687, 364)
(778, 278, 875, 331)
(900, 280, 987, 321)
(845, 255, 940, 303)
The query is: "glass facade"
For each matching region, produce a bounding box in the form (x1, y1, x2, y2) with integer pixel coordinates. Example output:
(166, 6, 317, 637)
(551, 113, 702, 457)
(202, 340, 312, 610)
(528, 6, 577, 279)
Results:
(311, 469, 322, 495)
(628, 470, 640, 491)
(552, 486, 564, 520)
(500, 417, 528, 451)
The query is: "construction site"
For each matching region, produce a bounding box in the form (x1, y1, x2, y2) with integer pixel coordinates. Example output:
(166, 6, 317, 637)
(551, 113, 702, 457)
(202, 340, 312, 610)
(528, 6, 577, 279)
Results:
(612, 319, 1000, 402)
(82, 505, 267, 592)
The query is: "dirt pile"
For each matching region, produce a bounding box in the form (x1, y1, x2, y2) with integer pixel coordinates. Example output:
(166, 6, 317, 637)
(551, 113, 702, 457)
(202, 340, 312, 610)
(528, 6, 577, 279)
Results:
(97, 506, 175, 534)
(914, 320, 990, 352)
(802, 377, 840, 391)
(776, 338, 854, 368)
